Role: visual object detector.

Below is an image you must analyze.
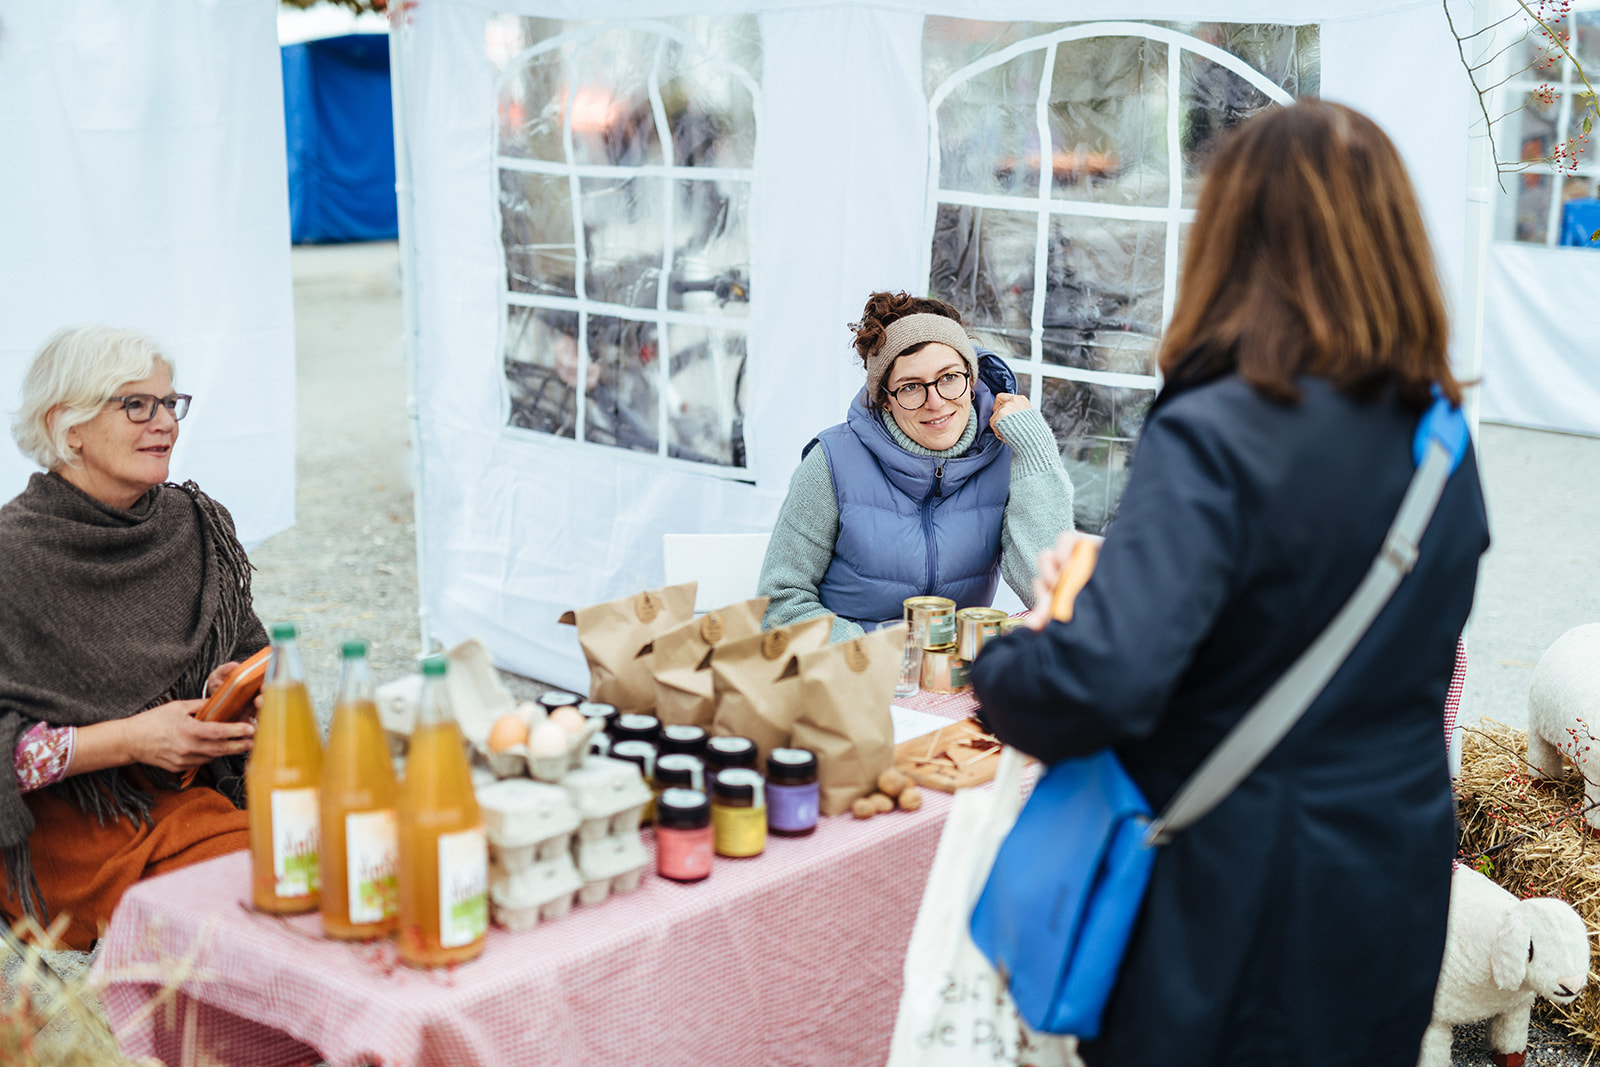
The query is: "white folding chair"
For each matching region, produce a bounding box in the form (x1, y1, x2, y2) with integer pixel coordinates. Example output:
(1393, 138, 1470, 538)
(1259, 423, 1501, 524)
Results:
(662, 532, 773, 614)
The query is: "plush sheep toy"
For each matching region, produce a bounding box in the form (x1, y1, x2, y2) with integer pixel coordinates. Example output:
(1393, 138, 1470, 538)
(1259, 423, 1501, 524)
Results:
(1417, 866, 1590, 1067)
(1527, 623, 1600, 828)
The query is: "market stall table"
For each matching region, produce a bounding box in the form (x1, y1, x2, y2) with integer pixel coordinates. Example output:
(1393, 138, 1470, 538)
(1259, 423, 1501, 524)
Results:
(94, 690, 980, 1067)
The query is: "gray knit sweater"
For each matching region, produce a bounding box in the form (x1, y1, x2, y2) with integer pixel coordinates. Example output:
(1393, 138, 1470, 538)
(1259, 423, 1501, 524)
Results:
(758, 406, 1074, 641)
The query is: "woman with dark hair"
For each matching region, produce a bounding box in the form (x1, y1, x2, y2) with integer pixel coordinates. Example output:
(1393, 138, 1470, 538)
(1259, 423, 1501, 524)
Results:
(0, 326, 263, 949)
(758, 291, 1074, 639)
(971, 100, 1489, 1064)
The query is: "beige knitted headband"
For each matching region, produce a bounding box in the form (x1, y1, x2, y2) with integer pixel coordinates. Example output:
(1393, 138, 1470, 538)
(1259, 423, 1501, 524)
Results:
(866, 314, 978, 400)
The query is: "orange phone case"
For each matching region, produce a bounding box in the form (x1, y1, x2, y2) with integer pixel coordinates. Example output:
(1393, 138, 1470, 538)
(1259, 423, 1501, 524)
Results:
(196, 646, 271, 724)
(180, 646, 270, 788)
(1048, 539, 1102, 622)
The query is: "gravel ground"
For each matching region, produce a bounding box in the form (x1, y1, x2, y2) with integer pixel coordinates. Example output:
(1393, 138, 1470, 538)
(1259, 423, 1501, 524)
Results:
(250, 241, 1600, 1065)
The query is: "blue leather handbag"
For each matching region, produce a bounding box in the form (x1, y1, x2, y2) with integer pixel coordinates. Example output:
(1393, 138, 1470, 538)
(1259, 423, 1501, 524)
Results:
(969, 396, 1471, 1039)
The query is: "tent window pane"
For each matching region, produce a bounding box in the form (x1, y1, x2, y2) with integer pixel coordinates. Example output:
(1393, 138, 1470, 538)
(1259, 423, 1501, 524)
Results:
(925, 19, 1316, 531)
(491, 16, 758, 472)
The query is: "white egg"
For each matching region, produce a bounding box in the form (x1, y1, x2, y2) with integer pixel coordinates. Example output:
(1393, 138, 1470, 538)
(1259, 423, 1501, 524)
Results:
(549, 706, 586, 736)
(527, 719, 569, 759)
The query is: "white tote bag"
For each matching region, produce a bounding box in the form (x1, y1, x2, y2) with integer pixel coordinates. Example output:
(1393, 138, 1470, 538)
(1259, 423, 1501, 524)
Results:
(886, 748, 1080, 1067)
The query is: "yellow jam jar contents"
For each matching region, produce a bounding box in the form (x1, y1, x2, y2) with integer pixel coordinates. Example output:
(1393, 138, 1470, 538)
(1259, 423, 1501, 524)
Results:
(319, 640, 399, 941)
(610, 740, 658, 823)
(247, 623, 324, 915)
(711, 768, 766, 858)
(397, 655, 488, 968)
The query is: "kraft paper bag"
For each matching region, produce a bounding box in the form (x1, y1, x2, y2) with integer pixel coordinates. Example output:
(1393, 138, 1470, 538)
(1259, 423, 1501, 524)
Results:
(653, 596, 769, 729)
(558, 582, 697, 714)
(790, 625, 906, 816)
(710, 614, 834, 766)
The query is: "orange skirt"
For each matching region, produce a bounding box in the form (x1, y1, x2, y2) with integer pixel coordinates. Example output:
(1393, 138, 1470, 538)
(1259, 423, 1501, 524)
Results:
(0, 781, 248, 950)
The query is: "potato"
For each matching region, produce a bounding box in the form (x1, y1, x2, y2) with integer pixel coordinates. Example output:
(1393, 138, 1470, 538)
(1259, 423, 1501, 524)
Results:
(851, 797, 877, 820)
(876, 768, 909, 798)
(870, 792, 895, 814)
(898, 785, 923, 812)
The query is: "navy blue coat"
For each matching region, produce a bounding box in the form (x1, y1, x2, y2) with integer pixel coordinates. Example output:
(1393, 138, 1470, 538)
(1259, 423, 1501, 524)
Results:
(971, 375, 1489, 1066)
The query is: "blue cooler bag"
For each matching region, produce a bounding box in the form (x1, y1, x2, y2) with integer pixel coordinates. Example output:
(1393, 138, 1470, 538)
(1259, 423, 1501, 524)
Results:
(968, 750, 1153, 1039)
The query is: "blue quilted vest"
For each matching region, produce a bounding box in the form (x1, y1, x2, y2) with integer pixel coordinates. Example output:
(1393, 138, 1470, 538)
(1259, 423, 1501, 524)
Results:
(809, 376, 1012, 627)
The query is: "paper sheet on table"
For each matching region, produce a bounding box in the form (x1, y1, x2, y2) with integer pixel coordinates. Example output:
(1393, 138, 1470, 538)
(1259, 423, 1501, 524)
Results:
(891, 705, 952, 746)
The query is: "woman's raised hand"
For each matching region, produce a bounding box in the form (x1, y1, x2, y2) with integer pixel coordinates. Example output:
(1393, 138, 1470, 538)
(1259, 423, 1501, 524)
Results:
(989, 392, 1032, 440)
(129, 698, 255, 772)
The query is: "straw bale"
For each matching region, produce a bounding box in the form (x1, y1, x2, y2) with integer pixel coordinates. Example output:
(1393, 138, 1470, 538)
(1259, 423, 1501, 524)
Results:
(1457, 720, 1600, 1047)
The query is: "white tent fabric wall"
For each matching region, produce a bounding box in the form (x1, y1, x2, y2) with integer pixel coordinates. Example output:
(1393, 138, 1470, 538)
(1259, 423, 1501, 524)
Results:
(0, 1, 297, 547)
(1481, 243, 1600, 438)
(402, 0, 1471, 692)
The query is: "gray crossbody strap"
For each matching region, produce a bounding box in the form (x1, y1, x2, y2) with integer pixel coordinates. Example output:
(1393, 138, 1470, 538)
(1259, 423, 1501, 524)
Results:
(1142, 438, 1456, 847)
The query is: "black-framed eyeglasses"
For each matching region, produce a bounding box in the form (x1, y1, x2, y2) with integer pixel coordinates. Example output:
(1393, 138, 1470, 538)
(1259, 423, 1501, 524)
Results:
(105, 393, 192, 423)
(884, 371, 970, 411)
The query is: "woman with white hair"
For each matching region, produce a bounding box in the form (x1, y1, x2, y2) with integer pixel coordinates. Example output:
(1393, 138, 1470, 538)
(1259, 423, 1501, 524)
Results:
(0, 325, 264, 949)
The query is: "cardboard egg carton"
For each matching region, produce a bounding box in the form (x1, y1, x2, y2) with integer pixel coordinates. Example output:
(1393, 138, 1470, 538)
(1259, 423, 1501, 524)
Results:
(574, 832, 649, 906)
(560, 756, 653, 843)
(477, 779, 580, 857)
(490, 853, 584, 931)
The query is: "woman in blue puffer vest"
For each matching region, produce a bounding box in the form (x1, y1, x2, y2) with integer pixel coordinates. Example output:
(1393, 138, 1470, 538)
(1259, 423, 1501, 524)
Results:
(757, 291, 1076, 641)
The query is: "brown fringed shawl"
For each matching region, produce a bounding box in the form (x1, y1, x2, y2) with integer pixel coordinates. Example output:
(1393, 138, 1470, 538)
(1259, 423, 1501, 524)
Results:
(0, 472, 266, 918)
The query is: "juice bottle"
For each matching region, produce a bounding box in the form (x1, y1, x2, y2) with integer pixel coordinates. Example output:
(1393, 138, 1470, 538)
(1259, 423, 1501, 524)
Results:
(396, 655, 487, 967)
(247, 623, 324, 914)
(319, 641, 399, 940)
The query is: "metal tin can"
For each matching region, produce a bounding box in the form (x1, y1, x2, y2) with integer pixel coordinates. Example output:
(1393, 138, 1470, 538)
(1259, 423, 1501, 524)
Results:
(998, 616, 1024, 637)
(903, 596, 957, 651)
(955, 607, 1008, 661)
(920, 643, 971, 694)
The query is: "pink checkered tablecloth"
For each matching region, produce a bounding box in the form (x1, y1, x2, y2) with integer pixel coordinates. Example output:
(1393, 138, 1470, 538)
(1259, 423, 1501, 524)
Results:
(93, 689, 980, 1067)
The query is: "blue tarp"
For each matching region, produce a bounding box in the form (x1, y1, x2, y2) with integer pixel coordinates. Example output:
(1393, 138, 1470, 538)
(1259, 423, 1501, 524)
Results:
(1559, 197, 1600, 249)
(282, 34, 397, 244)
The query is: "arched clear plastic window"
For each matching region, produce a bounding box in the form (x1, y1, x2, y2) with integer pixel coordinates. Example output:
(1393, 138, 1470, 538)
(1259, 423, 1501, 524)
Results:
(922, 20, 1318, 531)
(489, 16, 760, 472)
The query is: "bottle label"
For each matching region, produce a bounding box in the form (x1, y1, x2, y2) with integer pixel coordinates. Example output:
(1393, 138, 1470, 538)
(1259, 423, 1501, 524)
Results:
(437, 827, 488, 949)
(712, 803, 766, 857)
(345, 809, 399, 923)
(657, 825, 713, 881)
(766, 782, 819, 833)
(270, 787, 320, 899)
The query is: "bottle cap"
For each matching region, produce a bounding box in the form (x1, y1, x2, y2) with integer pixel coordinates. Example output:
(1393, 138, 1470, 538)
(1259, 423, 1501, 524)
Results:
(654, 753, 705, 793)
(611, 739, 656, 780)
(704, 735, 757, 770)
(538, 691, 581, 711)
(766, 747, 818, 783)
(420, 654, 448, 677)
(341, 640, 368, 658)
(658, 724, 708, 755)
(712, 767, 764, 806)
(271, 622, 297, 641)
(656, 788, 710, 828)
(612, 714, 662, 744)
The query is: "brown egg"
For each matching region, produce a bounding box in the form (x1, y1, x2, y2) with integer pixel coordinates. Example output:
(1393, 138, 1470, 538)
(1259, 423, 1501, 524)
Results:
(488, 715, 528, 753)
(549, 706, 587, 736)
(897, 785, 923, 812)
(851, 797, 877, 819)
(870, 792, 895, 814)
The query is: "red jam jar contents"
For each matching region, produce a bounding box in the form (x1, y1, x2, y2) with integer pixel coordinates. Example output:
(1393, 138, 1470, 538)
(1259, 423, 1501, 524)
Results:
(658, 724, 709, 757)
(711, 769, 766, 858)
(704, 735, 758, 781)
(612, 713, 662, 746)
(765, 748, 819, 837)
(656, 789, 713, 883)
(654, 753, 706, 796)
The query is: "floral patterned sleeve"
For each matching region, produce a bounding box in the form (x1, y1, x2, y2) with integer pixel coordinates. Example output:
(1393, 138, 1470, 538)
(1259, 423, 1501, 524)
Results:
(14, 722, 75, 793)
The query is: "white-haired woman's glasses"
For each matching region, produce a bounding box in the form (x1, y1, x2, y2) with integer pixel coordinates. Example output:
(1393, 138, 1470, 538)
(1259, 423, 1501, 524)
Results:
(105, 393, 192, 423)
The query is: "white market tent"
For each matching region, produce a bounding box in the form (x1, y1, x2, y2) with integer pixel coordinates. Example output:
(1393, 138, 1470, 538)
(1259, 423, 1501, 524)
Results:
(395, 0, 1481, 693)
(0, 2, 297, 546)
